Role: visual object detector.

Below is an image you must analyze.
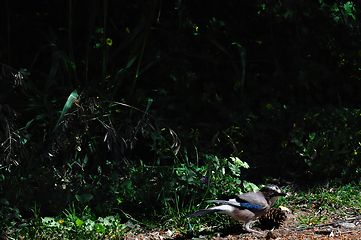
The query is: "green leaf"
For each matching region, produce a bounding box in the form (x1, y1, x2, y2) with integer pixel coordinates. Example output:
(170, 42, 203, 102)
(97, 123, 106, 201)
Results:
(180, 169, 196, 184)
(24, 119, 34, 130)
(125, 54, 140, 69)
(145, 98, 153, 113)
(228, 161, 241, 176)
(0, 198, 9, 205)
(52, 89, 79, 134)
(98, 216, 116, 226)
(230, 157, 249, 169)
(75, 193, 93, 203)
(242, 182, 259, 192)
(94, 223, 105, 233)
(75, 218, 84, 227)
(42, 217, 60, 227)
(309, 132, 316, 140)
(121, 179, 132, 189)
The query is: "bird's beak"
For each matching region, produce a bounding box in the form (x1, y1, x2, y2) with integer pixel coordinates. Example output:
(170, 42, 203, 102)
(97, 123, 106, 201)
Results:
(279, 191, 287, 197)
(274, 188, 288, 197)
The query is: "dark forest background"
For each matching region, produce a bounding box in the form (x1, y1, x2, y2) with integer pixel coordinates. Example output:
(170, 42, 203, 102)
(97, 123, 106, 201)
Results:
(1, 0, 361, 227)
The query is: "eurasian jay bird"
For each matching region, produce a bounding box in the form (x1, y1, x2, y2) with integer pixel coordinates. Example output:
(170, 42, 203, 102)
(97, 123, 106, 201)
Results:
(183, 184, 287, 234)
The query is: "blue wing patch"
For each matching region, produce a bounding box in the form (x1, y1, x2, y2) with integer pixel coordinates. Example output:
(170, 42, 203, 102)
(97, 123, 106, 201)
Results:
(239, 202, 263, 209)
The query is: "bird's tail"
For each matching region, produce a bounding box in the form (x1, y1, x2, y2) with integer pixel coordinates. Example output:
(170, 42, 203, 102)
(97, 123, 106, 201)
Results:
(207, 199, 263, 209)
(206, 199, 231, 205)
(183, 208, 221, 218)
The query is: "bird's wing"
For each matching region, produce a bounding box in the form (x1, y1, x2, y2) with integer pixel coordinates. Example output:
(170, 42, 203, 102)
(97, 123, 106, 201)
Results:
(208, 199, 264, 209)
(236, 191, 268, 209)
(206, 191, 268, 210)
(183, 208, 221, 218)
(183, 205, 235, 218)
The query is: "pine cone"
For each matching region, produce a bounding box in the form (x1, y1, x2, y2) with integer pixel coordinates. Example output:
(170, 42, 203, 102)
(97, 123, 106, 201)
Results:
(258, 208, 287, 230)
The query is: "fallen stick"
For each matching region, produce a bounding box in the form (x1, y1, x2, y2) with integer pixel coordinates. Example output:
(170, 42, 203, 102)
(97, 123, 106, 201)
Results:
(296, 216, 361, 231)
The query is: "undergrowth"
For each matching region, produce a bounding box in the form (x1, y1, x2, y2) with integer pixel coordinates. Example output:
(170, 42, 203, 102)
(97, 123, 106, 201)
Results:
(2, 180, 360, 239)
(1, 0, 361, 239)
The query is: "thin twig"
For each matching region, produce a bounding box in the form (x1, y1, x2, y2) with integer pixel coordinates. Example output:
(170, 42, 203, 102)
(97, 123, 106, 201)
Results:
(296, 216, 361, 231)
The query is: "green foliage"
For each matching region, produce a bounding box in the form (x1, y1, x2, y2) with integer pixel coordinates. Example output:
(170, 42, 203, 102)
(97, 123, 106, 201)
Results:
(289, 181, 361, 218)
(6, 207, 130, 239)
(1, 0, 361, 236)
(113, 153, 252, 225)
(297, 212, 328, 228)
(0, 198, 20, 233)
(285, 181, 361, 230)
(291, 107, 361, 178)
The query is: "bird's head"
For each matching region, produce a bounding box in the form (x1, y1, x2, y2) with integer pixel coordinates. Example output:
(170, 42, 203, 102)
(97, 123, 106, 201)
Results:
(260, 184, 287, 206)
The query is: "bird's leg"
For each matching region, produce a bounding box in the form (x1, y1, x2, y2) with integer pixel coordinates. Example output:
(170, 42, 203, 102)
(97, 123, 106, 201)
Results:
(244, 221, 263, 235)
